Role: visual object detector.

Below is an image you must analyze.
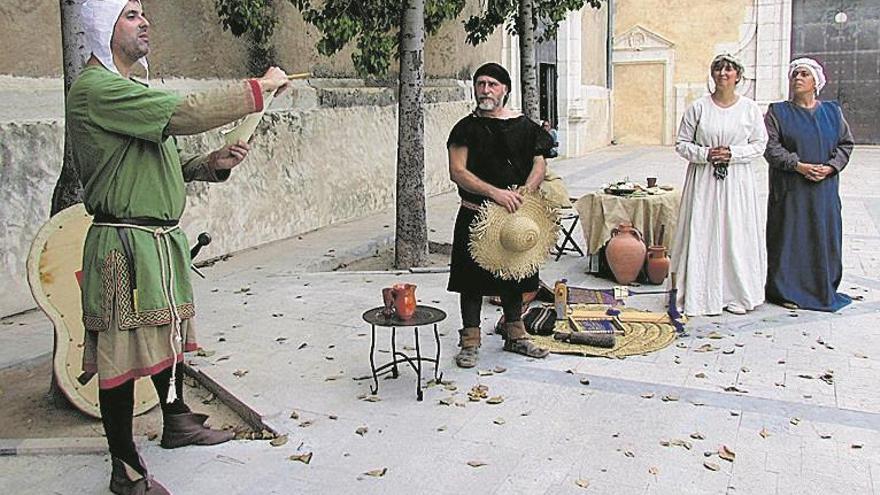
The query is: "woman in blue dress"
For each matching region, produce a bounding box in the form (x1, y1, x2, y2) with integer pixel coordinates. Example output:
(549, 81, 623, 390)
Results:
(764, 58, 855, 311)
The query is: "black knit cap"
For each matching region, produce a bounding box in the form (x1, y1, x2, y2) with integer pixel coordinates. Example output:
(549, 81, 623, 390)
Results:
(473, 62, 511, 90)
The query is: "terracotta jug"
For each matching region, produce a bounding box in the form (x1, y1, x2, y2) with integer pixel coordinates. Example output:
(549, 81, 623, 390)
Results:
(645, 246, 670, 285)
(391, 283, 417, 319)
(605, 223, 646, 285)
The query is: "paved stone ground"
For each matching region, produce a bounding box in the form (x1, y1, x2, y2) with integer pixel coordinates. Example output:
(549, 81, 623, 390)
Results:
(1, 146, 878, 494)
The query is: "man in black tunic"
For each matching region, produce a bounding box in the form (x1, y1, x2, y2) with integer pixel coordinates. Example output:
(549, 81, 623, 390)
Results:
(446, 63, 554, 368)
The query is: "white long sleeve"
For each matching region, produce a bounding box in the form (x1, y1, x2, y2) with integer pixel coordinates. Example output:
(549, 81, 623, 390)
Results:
(675, 103, 710, 164)
(728, 102, 769, 164)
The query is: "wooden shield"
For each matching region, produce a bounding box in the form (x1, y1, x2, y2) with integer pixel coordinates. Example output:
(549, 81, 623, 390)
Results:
(26, 204, 158, 418)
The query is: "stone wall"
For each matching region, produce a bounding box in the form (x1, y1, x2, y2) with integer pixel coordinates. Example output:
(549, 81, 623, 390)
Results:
(0, 82, 470, 317)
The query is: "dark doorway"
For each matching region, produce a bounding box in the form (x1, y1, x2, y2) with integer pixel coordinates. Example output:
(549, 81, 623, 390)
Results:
(535, 20, 558, 127)
(791, 1, 880, 144)
(539, 63, 558, 126)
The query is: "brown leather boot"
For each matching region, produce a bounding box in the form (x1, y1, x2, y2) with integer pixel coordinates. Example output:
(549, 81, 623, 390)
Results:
(110, 456, 171, 495)
(455, 327, 481, 368)
(160, 412, 234, 449)
(502, 321, 549, 358)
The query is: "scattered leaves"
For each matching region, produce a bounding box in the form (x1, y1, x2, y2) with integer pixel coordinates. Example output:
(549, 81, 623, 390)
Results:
(719, 445, 736, 462)
(690, 432, 705, 440)
(270, 434, 288, 447)
(363, 468, 387, 478)
(289, 452, 313, 464)
(722, 386, 748, 394)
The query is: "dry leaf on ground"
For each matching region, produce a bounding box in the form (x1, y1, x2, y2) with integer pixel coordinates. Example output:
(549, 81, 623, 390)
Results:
(289, 452, 313, 464)
(722, 386, 748, 394)
(298, 420, 314, 428)
(719, 445, 736, 462)
(790, 417, 801, 426)
(695, 373, 707, 379)
(704, 461, 720, 471)
(648, 466, 659, 476)
(289, 410, 299, 419)
(690, 432, 705, 440)
(363, 468, 387, 477)
(439, 397, 454, 406)
(579, 377, 591, 385)
(575, 479, 590, 489)
(362, 395, 382, 402)
(494, 366, 507, 373)
(270, 434, 288, 447)
(478, 369, 494, 377)
(486, 396, 505, 405)
(623, 450, 635, 458)
(661, 394, 679, 402)
(233, 369, 249, 378)
(467, 460, 487, 468)
(493, 417, 506, 425)
(356, 426, 368, 436)
(759, 428, 770, 439)
(641, 392, 655, 399)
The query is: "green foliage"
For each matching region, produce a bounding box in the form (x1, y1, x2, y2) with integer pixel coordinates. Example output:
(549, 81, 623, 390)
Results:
(292, 0, 465, 77)
(215, 0, 279, 75)
(464, 0, 602, 46)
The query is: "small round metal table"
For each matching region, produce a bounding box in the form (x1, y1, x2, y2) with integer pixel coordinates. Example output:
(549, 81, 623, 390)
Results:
(361, 305, 446, 401)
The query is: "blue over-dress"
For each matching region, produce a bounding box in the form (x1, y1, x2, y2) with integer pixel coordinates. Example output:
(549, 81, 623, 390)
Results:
(764, 100, 853, 312)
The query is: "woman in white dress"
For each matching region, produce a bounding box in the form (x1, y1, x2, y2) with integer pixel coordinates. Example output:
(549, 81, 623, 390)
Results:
(671, 54, 769, 316)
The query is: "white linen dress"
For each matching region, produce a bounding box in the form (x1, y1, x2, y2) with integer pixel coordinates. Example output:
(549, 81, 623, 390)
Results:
(671, 95, 769, 316)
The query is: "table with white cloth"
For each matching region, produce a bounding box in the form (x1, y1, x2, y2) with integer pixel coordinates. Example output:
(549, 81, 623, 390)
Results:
(574, 189, 681, 255)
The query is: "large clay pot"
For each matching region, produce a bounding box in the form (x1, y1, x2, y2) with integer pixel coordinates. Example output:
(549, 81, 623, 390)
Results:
(645, 245, 670, 285)
(606, 223, 647, 284)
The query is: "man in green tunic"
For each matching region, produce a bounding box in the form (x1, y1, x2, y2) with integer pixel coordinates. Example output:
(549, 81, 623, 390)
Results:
(67, 1, 290, 493)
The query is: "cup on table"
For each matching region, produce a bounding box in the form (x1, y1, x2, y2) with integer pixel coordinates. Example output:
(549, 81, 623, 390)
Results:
(646, 177, 658, 188)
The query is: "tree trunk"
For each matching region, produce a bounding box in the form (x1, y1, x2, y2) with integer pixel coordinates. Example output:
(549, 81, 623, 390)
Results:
(47, 0, 91, 409)
(52, 0, 89, 216)
(394, 0, 429, 269)
(517, 0, 540, 122)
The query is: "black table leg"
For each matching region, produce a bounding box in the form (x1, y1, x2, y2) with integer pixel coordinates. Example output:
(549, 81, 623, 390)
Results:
(433, 323, 443, 383)
(369, 324, 379, 395)
(391, 327, 399, 378)
(414, 327, 423, 401)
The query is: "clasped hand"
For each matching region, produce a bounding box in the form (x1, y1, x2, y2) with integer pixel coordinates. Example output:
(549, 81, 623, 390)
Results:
(707, 146, 731, 166)
(796, 162, 833, 182)
(491, 187, 529, 213)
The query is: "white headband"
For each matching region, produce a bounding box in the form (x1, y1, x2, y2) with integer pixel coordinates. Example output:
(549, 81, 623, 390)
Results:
(789, 57, 825, 95)
(82, 0, 148, 77)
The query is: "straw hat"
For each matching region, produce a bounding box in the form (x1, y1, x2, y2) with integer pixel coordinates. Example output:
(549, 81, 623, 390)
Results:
(469, 190, 560, 281)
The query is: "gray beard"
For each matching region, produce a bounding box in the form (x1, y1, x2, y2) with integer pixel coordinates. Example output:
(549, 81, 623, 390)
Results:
(477, 99, 498, 111)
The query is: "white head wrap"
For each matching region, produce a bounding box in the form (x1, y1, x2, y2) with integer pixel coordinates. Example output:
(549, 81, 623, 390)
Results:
(82, 0, 148, 77)
(789, 57, 826, 95)
(706, 53, 748, 93)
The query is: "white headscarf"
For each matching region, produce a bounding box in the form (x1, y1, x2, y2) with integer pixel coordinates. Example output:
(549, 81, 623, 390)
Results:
(789, 57, 826, 95)
(706, 53, 748, 93)
(82, 0, 148, 77)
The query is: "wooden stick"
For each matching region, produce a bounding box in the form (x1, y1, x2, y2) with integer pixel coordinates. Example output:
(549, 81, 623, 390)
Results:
(287, 72, 312, 80)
